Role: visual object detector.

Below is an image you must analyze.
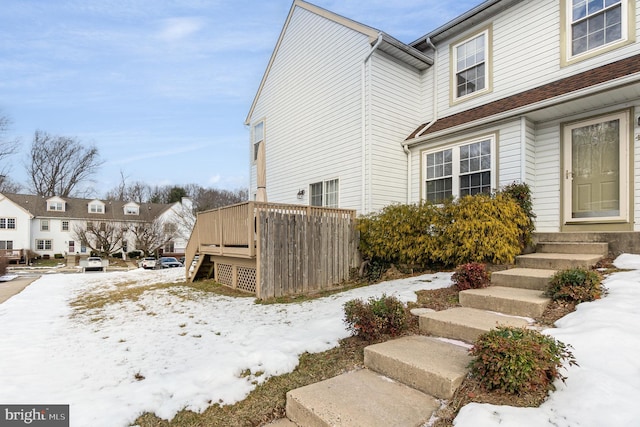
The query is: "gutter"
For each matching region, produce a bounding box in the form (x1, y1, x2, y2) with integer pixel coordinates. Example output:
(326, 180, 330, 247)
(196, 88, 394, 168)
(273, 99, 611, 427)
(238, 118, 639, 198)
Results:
(405, 71, 640, 147)
(361, 33, 383, 214)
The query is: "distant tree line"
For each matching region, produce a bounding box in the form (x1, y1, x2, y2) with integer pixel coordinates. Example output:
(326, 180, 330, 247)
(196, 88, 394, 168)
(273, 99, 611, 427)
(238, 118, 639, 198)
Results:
(0, 110, 248, 211)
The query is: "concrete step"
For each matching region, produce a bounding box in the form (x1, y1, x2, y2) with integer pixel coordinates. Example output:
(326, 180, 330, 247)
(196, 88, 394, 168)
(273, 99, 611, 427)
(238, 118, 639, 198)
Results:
(418, 307, 531, 343)
(364, 335, 471, 400)
(516, 253, 602, 270)
(459, 286, 550, 318)
(491, 268, 556, 291)
(536, 241, 608, 256)
(286, 368, 438, 427)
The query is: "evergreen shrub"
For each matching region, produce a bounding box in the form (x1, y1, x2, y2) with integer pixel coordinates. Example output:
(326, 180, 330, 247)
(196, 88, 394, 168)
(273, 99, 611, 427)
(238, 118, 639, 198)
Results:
(452, 262, 490, 291)
(469, 326, 577, 395)
(343, 294, 407, 341)
(547, 268, 605, 303)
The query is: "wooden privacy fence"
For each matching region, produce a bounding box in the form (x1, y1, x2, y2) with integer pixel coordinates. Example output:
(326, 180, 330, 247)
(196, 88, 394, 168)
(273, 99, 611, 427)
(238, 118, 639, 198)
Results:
(257, 209, 359, 299)
(185, 202, 360, 299)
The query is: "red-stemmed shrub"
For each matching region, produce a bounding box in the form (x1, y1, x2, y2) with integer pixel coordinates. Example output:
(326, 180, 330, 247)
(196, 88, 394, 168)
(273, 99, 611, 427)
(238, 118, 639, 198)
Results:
(452, 262, 490, 291)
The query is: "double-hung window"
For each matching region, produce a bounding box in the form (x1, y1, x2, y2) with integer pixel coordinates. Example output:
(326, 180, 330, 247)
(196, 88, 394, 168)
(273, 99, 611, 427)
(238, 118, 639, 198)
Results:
(424, 136, 495, 202)
(36, 239, 52, 250)
(40, 219, 49, 231)
(452, 28, 490, 101)
(565, 0, 630, 62)
(310, 179, 339, 208)
(253, 121, 264, 163)
(0, 240, 13, 250)
(0, 218, 16, 229)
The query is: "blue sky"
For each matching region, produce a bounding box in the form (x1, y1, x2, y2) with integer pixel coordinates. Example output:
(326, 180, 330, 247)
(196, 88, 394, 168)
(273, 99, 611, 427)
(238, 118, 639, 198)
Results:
(0, 0, 483, 197)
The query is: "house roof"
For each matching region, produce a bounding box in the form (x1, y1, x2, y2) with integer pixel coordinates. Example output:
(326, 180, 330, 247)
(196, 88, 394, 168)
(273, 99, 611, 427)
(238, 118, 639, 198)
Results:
(1, 193, 175, 222)
(406, 53, 640, 142)
(244, 0, 432, 125)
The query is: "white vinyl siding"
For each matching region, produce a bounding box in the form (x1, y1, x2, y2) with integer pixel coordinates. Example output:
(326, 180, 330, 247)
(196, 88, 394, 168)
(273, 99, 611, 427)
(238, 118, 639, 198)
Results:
(249, 7, 367, 210)
(533, 123, 562, 231)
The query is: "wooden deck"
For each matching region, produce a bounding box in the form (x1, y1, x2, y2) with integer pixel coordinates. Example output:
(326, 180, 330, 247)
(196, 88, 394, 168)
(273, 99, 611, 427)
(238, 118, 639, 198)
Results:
(185, 202, 359, 299)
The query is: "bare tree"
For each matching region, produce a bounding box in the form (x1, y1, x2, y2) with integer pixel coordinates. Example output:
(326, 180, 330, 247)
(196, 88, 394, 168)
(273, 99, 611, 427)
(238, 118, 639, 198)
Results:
(0, 113, 21, 192)
(104, 172, 153, 203)
(130, 218, 176, 256)
(73, 221, 128, 257)
(27, 130, 103, 197)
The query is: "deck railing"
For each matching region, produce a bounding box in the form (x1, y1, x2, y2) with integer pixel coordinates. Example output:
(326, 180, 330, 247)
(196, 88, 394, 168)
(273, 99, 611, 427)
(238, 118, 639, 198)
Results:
(184, 202, 359, 297)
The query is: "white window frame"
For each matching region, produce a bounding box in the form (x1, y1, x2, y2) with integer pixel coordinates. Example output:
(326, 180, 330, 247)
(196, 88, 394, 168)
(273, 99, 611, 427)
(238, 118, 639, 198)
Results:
(89, 202, 104, 214)
(563, 0, 631, 64)
(40, 219, 49, 232)
(309, 178, 339, 208)
(61, 220, 69, 231)
(47, 201, 64, 211)
(0, 240, 13, 250)
(422, 135, 496, 202)
(252, 121, 264, 164)
(36, 239, 52, 251)
(0, 218, 16, 229)
(124, 206, 139, 215)
(452, 27, 491, 102)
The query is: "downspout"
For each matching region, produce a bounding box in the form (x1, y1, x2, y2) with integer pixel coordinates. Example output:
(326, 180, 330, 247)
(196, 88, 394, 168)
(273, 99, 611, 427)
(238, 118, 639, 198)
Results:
(402, 143, 411, 203)
(361, 33, 383, 214)
(520, 116, 527, 182)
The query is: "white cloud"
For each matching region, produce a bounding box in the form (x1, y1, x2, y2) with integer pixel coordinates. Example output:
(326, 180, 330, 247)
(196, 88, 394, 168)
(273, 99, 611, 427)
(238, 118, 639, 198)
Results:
(157, 17, 205, 42)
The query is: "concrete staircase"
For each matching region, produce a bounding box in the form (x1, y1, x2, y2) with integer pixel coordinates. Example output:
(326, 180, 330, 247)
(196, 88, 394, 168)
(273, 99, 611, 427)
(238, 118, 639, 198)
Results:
(271, 242, 606, 426)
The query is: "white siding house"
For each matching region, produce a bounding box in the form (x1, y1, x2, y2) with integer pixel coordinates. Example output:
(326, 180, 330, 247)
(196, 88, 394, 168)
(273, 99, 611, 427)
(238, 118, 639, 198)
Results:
(248, 0, 640, 244)
(0, 193, 191, 260)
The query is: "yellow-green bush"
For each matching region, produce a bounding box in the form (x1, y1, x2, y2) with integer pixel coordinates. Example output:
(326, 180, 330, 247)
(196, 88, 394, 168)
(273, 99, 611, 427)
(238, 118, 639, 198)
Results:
(435, 193, 530, 265)
(358, 190, 532, 268)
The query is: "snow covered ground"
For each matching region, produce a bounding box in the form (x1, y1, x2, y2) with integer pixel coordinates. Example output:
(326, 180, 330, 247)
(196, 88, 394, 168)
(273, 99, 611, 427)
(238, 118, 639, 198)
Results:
(0, 255, 639, 427)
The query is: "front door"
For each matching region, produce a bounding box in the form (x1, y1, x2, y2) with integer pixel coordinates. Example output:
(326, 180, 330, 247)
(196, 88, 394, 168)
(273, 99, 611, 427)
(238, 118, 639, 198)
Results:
(563, 111, 629, 223)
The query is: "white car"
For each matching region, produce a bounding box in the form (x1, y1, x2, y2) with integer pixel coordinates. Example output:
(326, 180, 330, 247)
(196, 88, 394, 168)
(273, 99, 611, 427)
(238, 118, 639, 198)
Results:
(139, 257, 157, 269)
(85, 256, 104, 272)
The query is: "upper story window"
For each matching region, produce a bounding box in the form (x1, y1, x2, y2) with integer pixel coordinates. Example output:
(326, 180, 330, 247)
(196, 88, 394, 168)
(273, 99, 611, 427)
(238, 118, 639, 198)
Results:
(40, 219, 49, 231)
(124, 204, 139, 215)
(47, 201, 64, 211)
(423, 135, 495, 203)
(564, 0, 631, 64)
(0, 218, 16, 229)
(310, 178, 339, 208)
(62, 220, 69, 231)
(89, 202, 104, 214)
(452, 27, 491, 102)
(253, 121, 264, 163)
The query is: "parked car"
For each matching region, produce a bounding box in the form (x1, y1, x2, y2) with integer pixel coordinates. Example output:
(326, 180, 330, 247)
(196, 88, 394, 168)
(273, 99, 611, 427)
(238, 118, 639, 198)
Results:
(159, 256, 183, 268)
(85, 256, 104, 272)
(139, 257, 157, 269)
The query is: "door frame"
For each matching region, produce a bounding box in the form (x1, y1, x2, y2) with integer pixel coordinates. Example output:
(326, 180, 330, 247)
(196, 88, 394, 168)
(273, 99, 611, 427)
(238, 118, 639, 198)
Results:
(561, 110, 630, 225)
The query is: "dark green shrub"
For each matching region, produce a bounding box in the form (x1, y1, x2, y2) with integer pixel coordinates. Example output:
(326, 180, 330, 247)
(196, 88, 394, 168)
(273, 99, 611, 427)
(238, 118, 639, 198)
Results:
(53, 253, 64, 259)
(343, 294, 408, 341)
(547, 268, 605, 303)
(469, 326, 577, 395)
(127, 251, 142, 259)
(452, 262, 490, 291)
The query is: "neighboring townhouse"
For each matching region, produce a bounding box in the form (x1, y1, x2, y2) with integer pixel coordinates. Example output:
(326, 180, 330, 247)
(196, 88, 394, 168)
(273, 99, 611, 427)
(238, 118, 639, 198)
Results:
(0, 192, 192, 260)
(246, 0, 640, 242)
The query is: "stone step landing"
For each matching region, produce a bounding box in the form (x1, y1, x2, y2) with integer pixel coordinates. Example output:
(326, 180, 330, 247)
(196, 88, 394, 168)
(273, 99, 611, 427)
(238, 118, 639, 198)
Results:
(285, 368, 438, 427)
(459, 286, 550, 318)
(536, 241, 608, 256)
(364, 335, 471, 399)
(418, 306, 531, 343)
(516, 252, 603, 270)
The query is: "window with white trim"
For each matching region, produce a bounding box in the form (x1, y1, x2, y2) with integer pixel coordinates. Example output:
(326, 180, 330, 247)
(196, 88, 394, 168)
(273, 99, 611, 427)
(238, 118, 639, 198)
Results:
(423, 136, 495, 202)
(253, 121, 264, 163)
(40, 219, 49, 231)
(62, 220, 69, 231)
(89, 202, 104, 214)
(453, 29, 489, 100)
(0, 240, 13, 250)
(36, 239, 52, 250)
(0, 218, 16, 229)
(124, 206, 139, 215)
(47, 201, 64, 211)
(310, 178, 339, 208)
(569, 0, 625, 57)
